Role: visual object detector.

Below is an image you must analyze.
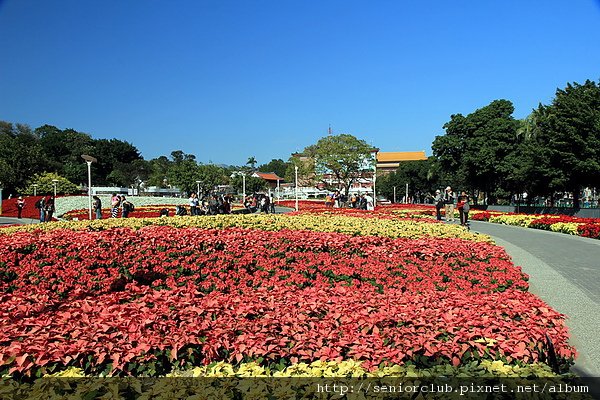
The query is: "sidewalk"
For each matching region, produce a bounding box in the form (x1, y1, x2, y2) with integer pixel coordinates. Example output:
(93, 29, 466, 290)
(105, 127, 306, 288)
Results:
(0, 216, 39, 226)
(469, 220, 600, 377)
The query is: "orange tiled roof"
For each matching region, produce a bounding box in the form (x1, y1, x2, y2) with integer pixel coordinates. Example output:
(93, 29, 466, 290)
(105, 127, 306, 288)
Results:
(377, 151, 427, 162)
(254, 172, 284, 181)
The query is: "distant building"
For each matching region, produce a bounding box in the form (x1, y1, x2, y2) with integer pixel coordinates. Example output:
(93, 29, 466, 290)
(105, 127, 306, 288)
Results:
(252, 172, 284, 189)
(376, 151, 428, 175)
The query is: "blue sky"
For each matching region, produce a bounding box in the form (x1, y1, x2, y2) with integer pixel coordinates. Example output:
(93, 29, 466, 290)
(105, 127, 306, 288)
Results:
(1, 1, 599, 166)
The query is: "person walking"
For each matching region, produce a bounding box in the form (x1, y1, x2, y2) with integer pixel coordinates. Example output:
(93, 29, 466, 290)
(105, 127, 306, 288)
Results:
(36, 197, 46, 222)
(433, 190, 444, 221)
(16, 196, 25, 219)
(189, 193, 199, 216)
(269, 194, 276, 214)
(93, 195, 102, 219)
(110, 193, 120, 218)
(444, 186, 456, 222)
(365, 192, 375, 211)
(44, 196, 55, 222)
(120, 195, 133, 218)
(457, 191, 471, 226)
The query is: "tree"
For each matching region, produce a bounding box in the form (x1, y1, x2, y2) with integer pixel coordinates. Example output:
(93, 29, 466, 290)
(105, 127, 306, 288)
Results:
(0, 122, 49, 194)
(377, 159, 440, 203)
(92, 139, 143, 186)
(36, 126, 94, 184)
(530, 80, 600, 208)
(246, 156, 257, 170)
(165, 151, 199, 194)
(20, 172, 80, 195)
(258, 159, 289, 179)
(299, 134, 375, 196)
(432, 100, 520, 203)
(231, 174, 266, 195)
(196, 164, 229, 195)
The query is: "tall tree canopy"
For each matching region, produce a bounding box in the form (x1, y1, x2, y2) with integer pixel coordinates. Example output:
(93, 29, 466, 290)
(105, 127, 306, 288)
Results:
(432, 99, 520, 202)
(299, 133, 375, 195)
(377, 158, 440, 202)
(258, 158, 289, 179)
(527, 80, 600, 208)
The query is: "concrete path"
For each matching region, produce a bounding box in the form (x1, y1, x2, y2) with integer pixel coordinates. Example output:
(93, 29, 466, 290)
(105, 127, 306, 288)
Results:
(0, 217, 39, 226)
(469, 221, 600, 377)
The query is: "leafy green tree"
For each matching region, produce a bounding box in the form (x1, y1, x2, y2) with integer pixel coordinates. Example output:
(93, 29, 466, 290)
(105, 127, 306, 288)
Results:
(0, 122, 48, 194)
(432, 100, 520, 203)
(165, 151, 199, 194)
(377, 158, 440, 202)
(231, 174, 266, 195)
(146, 156, 172, 188)
(196, 164, 229, 195)
(91, 139, 143, 186)
(529, 80, 600, 208)
(298, 134, 375, 195)
(258, 158, 289, 179)
(20, 172, 80, 195)
(36, 126, 95, 184)
(246, 156, 258, 170)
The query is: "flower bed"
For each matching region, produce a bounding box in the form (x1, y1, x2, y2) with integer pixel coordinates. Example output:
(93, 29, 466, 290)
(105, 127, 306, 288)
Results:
(0, 196, 53, 220)
(0, 211, 576, 379)
(470, 210, 600, 240)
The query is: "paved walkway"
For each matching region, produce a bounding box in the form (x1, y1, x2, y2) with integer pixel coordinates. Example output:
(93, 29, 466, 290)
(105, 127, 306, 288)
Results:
(469, 221, 600, 377)
(0, 217, 39, 226)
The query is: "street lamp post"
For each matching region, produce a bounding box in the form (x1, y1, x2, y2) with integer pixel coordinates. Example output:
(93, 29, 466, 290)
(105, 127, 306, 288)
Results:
(81, 154, 97, 220)
(52, 179, 59, 198)
(230, 172, 246, 201)
(276, 179, 280, 203)
(0, 182, 3, 215)
(196, 180, 201, 196)
(294, 166, 299, 211)
(33, 184, 38, 197)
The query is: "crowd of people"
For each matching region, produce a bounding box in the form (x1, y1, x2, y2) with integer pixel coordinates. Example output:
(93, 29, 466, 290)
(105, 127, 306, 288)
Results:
(433, 186, 471, 226)
(185, 193, 236, 216)
(32, 196, 56, 223)
(324, 191, 375, 210)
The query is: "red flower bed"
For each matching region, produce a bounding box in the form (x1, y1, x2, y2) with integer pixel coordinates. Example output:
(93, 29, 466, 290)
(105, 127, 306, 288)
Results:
(0, 226, 575, 377)
(578, 223, 600, 239)
(1, 196, 48, 220)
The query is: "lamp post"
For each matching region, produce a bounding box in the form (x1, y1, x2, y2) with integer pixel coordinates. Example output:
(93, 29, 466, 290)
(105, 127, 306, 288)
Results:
(230, 172, 246, 200)
(33, 184, 38, 197)
(52, 179, 59, 198)
(294, 165, 299, 211)
(0, 182, 3, 215)
(276, 179, 280, 203)
(196, 180, 201, 196)
(81, 154, 97, 220)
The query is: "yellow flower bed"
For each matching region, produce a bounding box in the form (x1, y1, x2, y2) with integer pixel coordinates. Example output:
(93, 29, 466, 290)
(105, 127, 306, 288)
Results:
(24, 361, 574, 400)
(488, 214, 541, 227)
(549, 222, 580, 235)
(45, 360, 559, 379)
(0, 214, 490, 242)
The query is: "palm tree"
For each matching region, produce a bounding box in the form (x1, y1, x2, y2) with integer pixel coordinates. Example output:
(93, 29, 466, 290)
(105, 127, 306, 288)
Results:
(246, 156, 257, 170)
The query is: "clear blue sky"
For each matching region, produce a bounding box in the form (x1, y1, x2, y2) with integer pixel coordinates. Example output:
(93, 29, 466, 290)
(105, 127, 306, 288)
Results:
(1, 1, 599, 166)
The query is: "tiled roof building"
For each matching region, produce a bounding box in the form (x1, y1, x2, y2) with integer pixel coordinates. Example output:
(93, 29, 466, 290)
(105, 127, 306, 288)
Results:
(376, 151, 427, 174)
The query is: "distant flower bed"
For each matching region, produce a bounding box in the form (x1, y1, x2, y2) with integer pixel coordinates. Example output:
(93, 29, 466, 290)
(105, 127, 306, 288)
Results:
(0, 196, 57, 221)
(470, 210, 600, 240)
